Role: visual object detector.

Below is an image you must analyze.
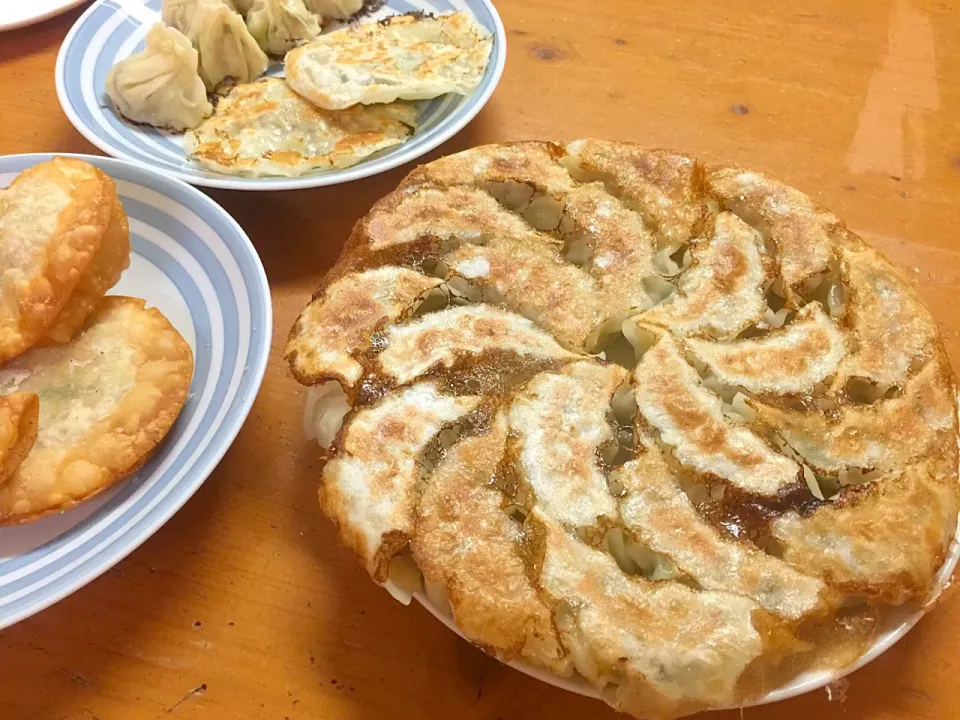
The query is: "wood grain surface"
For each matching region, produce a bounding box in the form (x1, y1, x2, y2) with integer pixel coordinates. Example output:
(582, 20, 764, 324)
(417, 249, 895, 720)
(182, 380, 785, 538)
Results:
(2, 1, 960, 718)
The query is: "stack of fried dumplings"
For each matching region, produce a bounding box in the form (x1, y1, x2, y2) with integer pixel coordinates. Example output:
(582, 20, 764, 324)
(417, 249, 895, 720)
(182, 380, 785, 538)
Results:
(0, 158, 193, 525)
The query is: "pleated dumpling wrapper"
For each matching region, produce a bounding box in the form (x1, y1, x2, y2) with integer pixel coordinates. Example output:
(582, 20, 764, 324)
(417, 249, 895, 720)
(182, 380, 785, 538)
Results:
(0, 158, 127, 360)
(0, 297, 194, 525)
(285, 12, 493, 110)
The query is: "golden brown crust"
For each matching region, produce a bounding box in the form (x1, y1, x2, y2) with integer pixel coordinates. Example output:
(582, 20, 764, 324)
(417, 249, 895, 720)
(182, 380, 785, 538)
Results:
(288, 140, 960, 719)
(0, 158, 115, 360)
(0, 392, 39, 483)
(0, 297, 194, 525)
(44, 195, 130, 343)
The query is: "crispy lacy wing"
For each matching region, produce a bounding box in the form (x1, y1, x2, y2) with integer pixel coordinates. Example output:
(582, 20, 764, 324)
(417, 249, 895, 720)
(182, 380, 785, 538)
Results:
(411, 413, 571, 674)
(506, 362, 627, 528)
(561, 140, 704, 252)
(634, 212, 768, 339)
(838, 247, 940, 386)
(0, 392, 39, 483)
(773, 467, 959, 604)
(45, 194, 131, 343)
(687, 304, 846, 395)
(754, 357, 957, 473)
(321, 383, 481, 579)
(533, 514, 764, 716)
(634, 334, 800, 495)
(0, 297, 193, 525)
(617, 448, 827, 620)
(704, 166, 839, 295)
(0, 158, 115, 360)
(377, 305, 580, 385)
(286, 267, 442, 388)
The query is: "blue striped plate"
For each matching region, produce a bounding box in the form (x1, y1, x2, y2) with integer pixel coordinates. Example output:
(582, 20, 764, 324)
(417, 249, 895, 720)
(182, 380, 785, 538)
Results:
(0, 153, 271, 629)
(55, 0, 506, 190)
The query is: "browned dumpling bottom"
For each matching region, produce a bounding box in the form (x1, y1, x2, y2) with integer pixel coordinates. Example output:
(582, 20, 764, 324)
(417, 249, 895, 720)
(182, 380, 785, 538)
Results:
(286, 140, 959, 720)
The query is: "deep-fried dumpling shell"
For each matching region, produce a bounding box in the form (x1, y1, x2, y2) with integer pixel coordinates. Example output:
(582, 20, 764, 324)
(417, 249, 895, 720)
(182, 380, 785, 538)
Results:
(0, 392, 39, 483)
(0, 158, 115, 360)
(45, 194, 130, 343)
(0, 297, 194, 525)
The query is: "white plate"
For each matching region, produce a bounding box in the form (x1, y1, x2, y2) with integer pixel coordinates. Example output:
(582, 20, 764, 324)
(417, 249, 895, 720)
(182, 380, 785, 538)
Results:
(415, 524, 960, 709)
(0, 0, 88, 32)
(0, 153, 271, 629)
(55, 0, 506, 190)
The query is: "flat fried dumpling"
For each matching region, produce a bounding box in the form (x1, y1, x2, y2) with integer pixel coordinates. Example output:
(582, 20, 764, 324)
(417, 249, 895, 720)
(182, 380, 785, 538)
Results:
(0, 158, 115, 361)
(184, 78, 416, 177)
(285, 12, 493, 110)
(562, 140, 704, 253)
(105, 24, 213, 131)
(617, 447, 827, 620)
(411, 413, 571, 674)
(687, 304, 846, 395)
(0, 392, 39, 483)
(773, 467, 958, 604)
(303, 0, 362, 20)
(285, 266, 442, 388)
(533, 514, 766, 718)
(838, 246, 939, 386)
(634, 212, 769, 339)
(753, 357, 957, 473)
(177, 0, 270, 91)
(634, 333, 800, 496)
(0, 297, 193, 525)
(247, 0, 321, 54)
(507, 363, 626, 527)
(376, 305, 580, 385)
(704, 166, 839, 297)
(321, 383, 480, 579)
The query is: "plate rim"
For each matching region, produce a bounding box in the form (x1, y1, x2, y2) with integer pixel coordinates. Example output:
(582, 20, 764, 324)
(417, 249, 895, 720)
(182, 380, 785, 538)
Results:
(54, 0, 508, 191)
(0, 0, 88, 33)
(414, 519, 960, 710)
(0, 151, 272, 629)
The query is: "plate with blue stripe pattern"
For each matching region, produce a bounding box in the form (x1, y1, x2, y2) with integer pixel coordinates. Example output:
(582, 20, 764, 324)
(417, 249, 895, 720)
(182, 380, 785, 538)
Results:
(55, 0, 506, 190)
(0, 153, 271, 628)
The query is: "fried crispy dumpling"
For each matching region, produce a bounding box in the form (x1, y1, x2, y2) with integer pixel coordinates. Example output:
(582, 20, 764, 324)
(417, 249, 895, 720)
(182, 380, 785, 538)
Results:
(105, 23, 213, 132)
(45, 193, 130, 343)
(285, 12, 493, 110)
(0, 392, 39, 483)
(184, 78, 416, 178)
(287, 140, 960, 720)
(0, 158, 115, 361)
(0, 297, 193, 525)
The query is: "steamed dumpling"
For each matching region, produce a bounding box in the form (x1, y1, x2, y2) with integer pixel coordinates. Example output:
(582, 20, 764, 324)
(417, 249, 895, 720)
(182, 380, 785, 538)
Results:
(247, 0, 321, 55)
(105, 23, 212, 131)
(166, 0, 270, 90)
(223, 0, 256, 13)
(302, 0, 362, 21)
(161, 0, 201, 28)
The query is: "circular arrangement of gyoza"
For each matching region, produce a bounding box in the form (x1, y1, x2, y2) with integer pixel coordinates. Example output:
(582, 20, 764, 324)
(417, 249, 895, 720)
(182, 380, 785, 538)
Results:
(285, 140, 960, 719)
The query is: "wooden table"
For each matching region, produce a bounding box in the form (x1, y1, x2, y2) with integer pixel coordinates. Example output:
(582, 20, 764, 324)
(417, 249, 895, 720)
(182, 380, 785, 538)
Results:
(2, 1, 960, 718)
